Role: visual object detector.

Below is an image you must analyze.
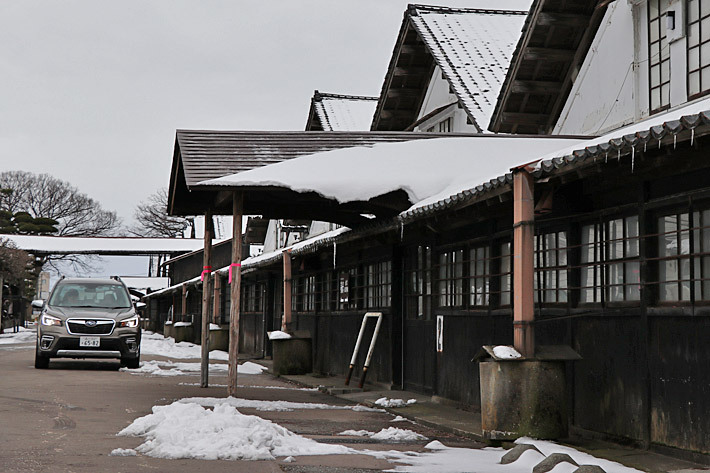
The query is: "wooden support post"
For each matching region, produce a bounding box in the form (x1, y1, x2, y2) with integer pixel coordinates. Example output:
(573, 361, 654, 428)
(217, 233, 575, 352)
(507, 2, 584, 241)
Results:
(513, 169, 535, 358)
(282, 249, 292, 332)
(213, 272, 221, 324)
(228, 192, 243, 397)
(200, 209, 213, 388)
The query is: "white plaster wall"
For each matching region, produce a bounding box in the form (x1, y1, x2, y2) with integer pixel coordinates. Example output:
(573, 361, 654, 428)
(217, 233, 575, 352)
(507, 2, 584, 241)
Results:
(554, 1, 638, 135)
(418, 66, 457, 119)
(262, 220, 279, 254)
(307, 221, 338, 238)
(668, 0, 688, 107)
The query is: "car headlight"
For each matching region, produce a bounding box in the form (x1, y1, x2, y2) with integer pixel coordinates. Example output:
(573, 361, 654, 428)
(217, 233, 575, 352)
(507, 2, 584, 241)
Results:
(118, 315, 139, 328)
(40, 314, 62, 326)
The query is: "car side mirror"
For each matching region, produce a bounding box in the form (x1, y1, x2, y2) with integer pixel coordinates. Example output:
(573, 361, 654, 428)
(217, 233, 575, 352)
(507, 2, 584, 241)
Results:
(135, 302, 147, 310)
(31, 300, 45, 309)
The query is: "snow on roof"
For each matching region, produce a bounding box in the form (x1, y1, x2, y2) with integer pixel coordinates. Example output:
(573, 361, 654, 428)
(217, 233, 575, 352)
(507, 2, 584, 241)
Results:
(312, 93, 378, 131)
(198, 136, 584, 209)
(4, 235, 219, 255)
(534, 96, 710, 170)
(409, 6, 528, 131)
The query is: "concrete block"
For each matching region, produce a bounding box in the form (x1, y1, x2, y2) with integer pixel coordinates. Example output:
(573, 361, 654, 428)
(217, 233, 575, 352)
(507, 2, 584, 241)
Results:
(272, 338, 312, 375)
(172, 324, 193, 343)
(209, 328, 229, 351)
(533, 453, 578, 473)
(480, 360, 568, 440)
(500, 444, 544, 464)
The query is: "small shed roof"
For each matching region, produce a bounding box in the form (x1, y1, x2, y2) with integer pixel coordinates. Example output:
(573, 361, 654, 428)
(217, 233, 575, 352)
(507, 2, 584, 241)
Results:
(489, 0, 611, 134)
(305, 91, 378, 131)
(371, 5, 528, 132)
(5, 235, 213, 256)
(168, 130, 491, 225)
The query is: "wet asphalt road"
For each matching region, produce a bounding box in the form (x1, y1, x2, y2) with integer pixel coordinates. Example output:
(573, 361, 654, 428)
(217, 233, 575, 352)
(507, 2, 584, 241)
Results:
(0, 331, 479, 472)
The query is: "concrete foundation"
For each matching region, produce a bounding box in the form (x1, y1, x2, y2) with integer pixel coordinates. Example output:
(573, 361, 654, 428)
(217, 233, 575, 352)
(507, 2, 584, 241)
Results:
(172, 324, 194, 343)
(480, 360, 568, 441)
(272, 338, 312, 375)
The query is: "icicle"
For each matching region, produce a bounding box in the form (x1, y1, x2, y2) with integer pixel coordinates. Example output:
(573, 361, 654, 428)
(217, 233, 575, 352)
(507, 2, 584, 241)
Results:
(400, 221, 404, 241)
(673, 134, 677, 149)
(643, 141, 647, 153)
(691, 128, 695, 146)
(658, 139, 662, 149)
(631, 146, 635, 172)
(605, 152, 608, 163)
(617, 149, 621, 160)
(333, 242, 337, 269)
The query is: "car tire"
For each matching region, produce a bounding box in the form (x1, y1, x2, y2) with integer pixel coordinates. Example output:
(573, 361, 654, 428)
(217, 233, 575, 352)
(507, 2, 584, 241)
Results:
(122, 355, 140, 369)
(35, 349, 50, 369)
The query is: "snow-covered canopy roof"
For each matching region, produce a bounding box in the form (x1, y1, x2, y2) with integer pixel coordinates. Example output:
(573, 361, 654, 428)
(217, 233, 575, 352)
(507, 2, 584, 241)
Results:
(198, 135, 584, 213)
(4, 235, 216, 255)
(306, 91, 378, 131)
(372, 5, 528, 132)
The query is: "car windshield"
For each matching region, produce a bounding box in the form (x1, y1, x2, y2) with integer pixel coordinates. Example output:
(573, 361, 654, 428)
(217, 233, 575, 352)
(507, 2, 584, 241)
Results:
(48, 282, 132, 309)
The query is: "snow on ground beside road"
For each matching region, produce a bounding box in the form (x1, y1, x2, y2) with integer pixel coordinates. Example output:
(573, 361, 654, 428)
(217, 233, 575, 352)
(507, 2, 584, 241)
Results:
(338, 428, 427, 441)
(179, 396, 384, 413)
(121, 360, 265, 377)
(0, 327, 35, 345)
(139, 331, 229, 360)
(376, 439, 645, 473)
(118, 401, 354, 460)
(375, 397, 417, 408)
(390, 416, 409, 422)
(109, 448, 137, 456)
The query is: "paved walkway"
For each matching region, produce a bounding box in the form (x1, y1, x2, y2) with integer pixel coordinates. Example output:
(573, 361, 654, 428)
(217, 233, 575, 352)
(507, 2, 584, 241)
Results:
(258, 360, 710, 473)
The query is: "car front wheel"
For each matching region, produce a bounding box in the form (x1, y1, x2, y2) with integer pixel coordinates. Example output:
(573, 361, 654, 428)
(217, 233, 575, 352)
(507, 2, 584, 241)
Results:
(34, 345, 49, 369)
(121, 355, 140, 369)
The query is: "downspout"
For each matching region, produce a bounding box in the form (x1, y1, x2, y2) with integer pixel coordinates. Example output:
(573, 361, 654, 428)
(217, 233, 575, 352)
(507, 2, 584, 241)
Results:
(513, 167, 535, 358)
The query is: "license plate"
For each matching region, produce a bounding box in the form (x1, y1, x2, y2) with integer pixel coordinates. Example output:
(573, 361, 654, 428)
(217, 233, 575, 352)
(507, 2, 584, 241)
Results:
(79, 337, 100, 347)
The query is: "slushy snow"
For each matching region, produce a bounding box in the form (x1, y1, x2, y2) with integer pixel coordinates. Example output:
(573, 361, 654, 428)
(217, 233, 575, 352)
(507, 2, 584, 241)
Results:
(268, 330, 292, 340)
(121, 360, 265, 376)
(374, 397, 417, 408)
(338, 428, 427, 442)
(178, 396, 382, 413)
(0, 327, 35, 345)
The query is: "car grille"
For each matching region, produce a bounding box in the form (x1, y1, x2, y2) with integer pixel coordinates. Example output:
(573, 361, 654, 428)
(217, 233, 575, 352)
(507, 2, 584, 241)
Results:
(66, 319, 115, 335)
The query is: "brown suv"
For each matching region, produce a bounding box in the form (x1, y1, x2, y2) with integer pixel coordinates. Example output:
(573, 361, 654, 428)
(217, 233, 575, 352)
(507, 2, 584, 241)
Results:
(34, 277, 141, 369)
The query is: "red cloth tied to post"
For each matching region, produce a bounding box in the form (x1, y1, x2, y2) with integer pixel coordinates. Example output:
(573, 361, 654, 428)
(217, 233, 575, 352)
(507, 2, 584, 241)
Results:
(200, 266, 212, 281)
(228, 263, 241, 284)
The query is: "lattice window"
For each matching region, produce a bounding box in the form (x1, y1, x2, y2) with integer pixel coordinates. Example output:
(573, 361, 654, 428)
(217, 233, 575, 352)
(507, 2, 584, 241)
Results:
(469, 246, 490, 307)
(649, 0, 671, 111)
(405, 246, 432, 319)
(364, 261, 392, 309)
(437, 249, 464, 307)
(687, 0, 710, 97)
(535, 231, 568, 303)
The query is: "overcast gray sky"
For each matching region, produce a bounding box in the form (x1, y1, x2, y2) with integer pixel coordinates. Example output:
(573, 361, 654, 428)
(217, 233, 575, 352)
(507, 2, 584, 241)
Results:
(1, 0, 531, 227)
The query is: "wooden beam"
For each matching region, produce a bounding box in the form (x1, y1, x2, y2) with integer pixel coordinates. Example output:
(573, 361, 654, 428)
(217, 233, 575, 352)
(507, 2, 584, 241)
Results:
(227, 192, 243, 397)
(212, 271, 221, 324)
(393, 65, 430, 75)
(500, 112, 549, 127)
(386, 87, 422, 98)
(399, 44, 424, 55)
(200, 209, 213, 388)
(511, 80, 563, 95)
(536, 11, 591, 27)
(522, 47, 575, 62)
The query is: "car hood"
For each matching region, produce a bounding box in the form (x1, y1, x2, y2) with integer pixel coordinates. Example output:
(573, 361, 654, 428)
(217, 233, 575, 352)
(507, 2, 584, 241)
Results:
(47, 306, 134, 320)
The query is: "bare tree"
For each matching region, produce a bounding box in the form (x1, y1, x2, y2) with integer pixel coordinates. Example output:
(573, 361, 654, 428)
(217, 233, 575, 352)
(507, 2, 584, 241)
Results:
(130, 188, 192, 238)
(0, 171, 120, 237)
(0, 238, 33, 284)
(0, 171, 121, 275)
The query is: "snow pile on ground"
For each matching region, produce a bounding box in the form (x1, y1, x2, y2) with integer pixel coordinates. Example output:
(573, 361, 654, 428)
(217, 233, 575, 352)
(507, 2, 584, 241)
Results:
(117, 401, 353, 460)
(109, 448, 137, 456)
(374, 397, 417, 408)
(338, 428, 426, 442)
(179, 396, 382, 413)
(139, 331, 228, 360)
(0, 327, 35, 345)
(492, 345, 522, 360)
(377, 439, 645, 473)
(390, 415, 408, 423)
(121, 360, 264, 377)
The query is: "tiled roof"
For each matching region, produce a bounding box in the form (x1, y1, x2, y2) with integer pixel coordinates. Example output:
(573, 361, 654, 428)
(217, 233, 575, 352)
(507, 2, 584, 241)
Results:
(308, 91, 378, 131)
(409, 5, 528, 131)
